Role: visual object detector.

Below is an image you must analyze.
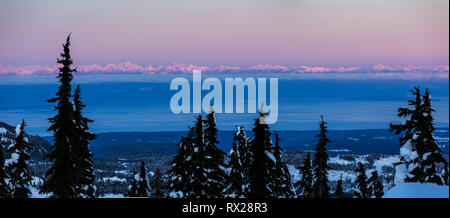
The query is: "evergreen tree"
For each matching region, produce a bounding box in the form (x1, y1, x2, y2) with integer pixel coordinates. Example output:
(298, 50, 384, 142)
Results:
(149, 167, 166, 198)
(126, 170, 139, 197)
(126, 162, 150, 197)
(368, 170, 384, 198)
(420, 88, 448, 184)
(247, 111, 275, 198)
(0, 141, 10, 198)
(41, 34, 78, 198)
(334, 174, 344, 198)
(390, 87, 448, 184)
(6, 120, 32, 198)
(136, 161, 150, 197)
(203, 108, 227, 197)
(189, 115, 209, 198)
(312, 115, 330, 198)
(294, 152, 313, 198)
(168, 115, 209, 198)
(167, 128, 194, 198)
(354, 162, 369, 198)
(224, 127, 248, 197)
(236, 127, 252, 181)
(390, 87, 423, 183)
(271, 133, 294, 197)
(73, 85, 97, 198)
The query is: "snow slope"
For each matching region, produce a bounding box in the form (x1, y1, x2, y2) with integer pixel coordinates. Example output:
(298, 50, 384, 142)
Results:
(383, 183, 449, 198)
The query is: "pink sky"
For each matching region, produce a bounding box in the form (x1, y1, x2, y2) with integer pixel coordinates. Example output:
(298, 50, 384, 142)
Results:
(0, 0, 448, 67)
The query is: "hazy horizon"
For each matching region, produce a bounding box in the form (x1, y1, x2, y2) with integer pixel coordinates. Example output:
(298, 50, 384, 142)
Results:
(1, 0, 448, 136)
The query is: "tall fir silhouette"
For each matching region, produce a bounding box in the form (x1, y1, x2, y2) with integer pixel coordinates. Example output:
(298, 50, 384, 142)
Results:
(0, 141, 9, 198)
(73, 85, 97, 198)
(354, 162, 369, 198)
(248, 110, 276, 198)
(203, 108, 227, 197)
(6, 120, 32, 198)
(295, 152, 313, 198)
(40, 34, 78, 198)
(312, 115, 330, 198)
(189, 115, 209, 197)
(390, 87, 448, 184)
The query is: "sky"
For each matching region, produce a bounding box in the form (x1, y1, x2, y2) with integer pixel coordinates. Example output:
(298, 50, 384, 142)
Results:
(0, 0, 448, 69)
(0, 0, 448, 133)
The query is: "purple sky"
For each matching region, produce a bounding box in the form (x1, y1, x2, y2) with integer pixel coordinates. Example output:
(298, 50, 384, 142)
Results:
(0, 0, 448, 69)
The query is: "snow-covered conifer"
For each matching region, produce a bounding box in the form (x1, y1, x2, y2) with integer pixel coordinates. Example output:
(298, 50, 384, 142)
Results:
(295, 153, 313, 198)
(354, 162, 369, 198)
(271, 133, 294, 198)
(0, 141, 10, 198)
(368, 170, 384, 198)
(126, 161, 150, 197)
(167, 128, 194, 198)
(126, 170, 138, 197)
(247, 110, 276, 198)
(6, 120, 32, 198)
(224, 127, 248, 197)
(390, 87, 448, 184)
(204, 108, 227, 197)
(189, 115, 209, 197)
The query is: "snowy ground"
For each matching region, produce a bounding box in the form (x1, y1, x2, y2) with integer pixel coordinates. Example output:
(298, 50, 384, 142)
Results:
(384, 183, 449, 198)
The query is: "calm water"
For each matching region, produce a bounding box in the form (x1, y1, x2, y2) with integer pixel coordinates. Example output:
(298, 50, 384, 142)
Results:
(0, 75, 448, 135)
